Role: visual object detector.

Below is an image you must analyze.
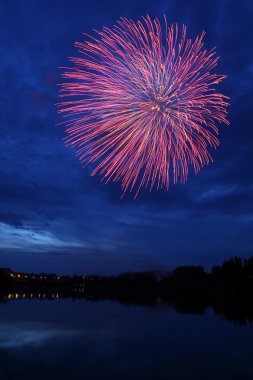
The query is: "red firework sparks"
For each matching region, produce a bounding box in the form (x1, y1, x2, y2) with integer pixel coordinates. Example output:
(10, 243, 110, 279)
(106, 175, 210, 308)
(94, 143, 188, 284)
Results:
(58, 16, 229, 197)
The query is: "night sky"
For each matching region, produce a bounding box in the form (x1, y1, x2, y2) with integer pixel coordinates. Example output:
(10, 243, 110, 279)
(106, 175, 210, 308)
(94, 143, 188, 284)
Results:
(1, 0, 253, 275)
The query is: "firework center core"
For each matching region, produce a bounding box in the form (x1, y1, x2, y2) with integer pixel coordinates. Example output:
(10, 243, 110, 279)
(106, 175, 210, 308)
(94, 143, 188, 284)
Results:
(150, 97, 169, 114)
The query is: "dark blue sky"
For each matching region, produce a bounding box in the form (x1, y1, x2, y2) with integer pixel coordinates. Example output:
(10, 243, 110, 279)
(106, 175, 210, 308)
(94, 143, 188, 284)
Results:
(0, 0, 253, 274)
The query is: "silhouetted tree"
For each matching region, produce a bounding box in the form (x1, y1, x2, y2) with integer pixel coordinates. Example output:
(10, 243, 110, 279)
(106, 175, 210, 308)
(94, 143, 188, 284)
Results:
(173, 265, 207, 283)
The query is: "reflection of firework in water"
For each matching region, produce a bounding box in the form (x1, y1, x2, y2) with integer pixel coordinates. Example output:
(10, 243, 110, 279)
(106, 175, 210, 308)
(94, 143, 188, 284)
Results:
(58, 16, 229, 197)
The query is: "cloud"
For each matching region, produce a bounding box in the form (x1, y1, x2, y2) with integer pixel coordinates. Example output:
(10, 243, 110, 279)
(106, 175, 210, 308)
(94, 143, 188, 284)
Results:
(0, 222, 83, 252)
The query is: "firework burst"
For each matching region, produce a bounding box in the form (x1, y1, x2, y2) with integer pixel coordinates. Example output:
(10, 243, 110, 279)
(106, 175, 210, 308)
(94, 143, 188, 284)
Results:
(58, 16, 229, 197)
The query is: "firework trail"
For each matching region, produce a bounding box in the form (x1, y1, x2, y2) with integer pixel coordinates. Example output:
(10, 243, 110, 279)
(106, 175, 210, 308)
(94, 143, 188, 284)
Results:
(58, 16, 229, 197)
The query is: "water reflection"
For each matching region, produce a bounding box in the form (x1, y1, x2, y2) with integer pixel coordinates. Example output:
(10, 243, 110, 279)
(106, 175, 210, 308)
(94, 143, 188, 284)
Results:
(1, 290, 253, 326)
(3, 292, 59, 301)
(0, 322, 78, 348)
(0, 299, 253, 380)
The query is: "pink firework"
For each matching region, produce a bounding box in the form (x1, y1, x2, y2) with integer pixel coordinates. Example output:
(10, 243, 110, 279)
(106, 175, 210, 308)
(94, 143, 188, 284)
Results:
(58, 16, 229, 196)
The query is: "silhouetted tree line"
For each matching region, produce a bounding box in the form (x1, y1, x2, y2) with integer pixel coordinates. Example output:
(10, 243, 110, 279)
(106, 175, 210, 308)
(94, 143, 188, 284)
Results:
(1, 256, 253, 290)
(211, 257, 253, 286)
(1, 257, 253, 325)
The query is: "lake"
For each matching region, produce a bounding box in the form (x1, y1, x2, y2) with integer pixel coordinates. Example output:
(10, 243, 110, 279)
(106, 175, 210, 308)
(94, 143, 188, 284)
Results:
(0, 298, 253, 380)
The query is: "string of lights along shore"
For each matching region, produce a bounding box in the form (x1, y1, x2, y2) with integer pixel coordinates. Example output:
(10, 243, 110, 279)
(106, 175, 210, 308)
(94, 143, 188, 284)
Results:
(58, 16, 229, 197)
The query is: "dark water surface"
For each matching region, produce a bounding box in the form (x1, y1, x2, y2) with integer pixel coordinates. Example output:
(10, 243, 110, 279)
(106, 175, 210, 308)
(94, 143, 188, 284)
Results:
(0, 299, 253, 380)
